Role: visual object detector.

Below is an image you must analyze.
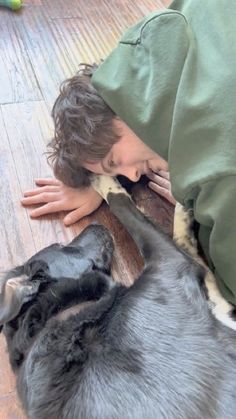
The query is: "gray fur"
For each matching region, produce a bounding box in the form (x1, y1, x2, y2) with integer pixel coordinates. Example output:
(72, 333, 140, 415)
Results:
(3, 192, 236, 419)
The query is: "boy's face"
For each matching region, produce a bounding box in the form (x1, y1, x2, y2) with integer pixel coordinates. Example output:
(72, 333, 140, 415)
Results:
(84, 119, 168, 182)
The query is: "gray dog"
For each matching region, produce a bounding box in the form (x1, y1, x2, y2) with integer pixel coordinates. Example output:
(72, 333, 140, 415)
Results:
(1, 176, 236, 419)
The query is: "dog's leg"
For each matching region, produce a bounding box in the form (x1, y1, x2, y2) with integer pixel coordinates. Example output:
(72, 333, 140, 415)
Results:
(92, 175, 210, 313)
(173, 203, 199, 259)
(92, 175, 187, 266)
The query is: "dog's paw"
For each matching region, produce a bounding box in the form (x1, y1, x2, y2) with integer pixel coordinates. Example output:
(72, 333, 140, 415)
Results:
(173, 203, 198, 258)
(91, 175, 130, 203)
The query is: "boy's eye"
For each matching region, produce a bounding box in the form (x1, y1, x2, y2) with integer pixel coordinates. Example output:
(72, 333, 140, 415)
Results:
(108, 159, 116, 168)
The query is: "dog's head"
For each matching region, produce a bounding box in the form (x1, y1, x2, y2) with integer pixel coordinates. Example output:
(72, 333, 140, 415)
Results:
(0, 223, 114, 328)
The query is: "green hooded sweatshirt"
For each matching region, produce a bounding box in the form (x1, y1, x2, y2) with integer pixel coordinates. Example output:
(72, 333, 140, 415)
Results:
(91, 0, 236, 305)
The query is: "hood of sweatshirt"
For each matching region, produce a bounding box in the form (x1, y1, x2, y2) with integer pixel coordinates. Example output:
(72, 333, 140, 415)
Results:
(92, 1, 236, 202)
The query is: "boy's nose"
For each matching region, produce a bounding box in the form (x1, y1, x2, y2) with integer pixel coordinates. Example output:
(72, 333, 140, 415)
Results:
(120, 167, 141, 182)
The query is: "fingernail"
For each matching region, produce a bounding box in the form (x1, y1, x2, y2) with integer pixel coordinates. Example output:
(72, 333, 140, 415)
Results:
(64, 218, 70, 226)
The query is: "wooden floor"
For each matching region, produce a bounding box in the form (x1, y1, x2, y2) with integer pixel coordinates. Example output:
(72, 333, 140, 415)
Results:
(0, 0, 172, 417)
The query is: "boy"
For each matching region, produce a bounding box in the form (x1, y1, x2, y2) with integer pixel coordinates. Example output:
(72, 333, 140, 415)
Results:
(22, 0, 236, 305)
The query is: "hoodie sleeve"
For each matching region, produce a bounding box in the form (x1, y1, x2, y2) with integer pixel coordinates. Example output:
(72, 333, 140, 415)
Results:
(91, 10, 190, 161)
(194, 176, 236, 305)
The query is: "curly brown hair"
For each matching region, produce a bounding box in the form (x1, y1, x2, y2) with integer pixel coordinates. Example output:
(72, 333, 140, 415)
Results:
(48, 64, 119, 187)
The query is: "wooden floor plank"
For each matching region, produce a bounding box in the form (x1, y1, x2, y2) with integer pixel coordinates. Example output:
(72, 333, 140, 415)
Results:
(0, 107, 37, 269)
(0, 336, 16, 396)
(0, 13, 42, 104)
(1, 101, 71, 255)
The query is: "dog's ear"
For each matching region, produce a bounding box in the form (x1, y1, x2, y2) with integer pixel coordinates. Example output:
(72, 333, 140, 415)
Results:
(0, 260, 54, 328)
(0, 268, 42, 327)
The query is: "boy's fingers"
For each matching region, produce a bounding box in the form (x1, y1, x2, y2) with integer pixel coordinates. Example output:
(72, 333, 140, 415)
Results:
(63, 206, 90, 226)
(29, 202, 63, 218)
(158, 170, 170, 180)
(34, 178, 61, 186)
(147, 172, 171, 189)
(21, 192, 59, 205)
(23, 186, 60, 197)
(148, 182, 176, 206)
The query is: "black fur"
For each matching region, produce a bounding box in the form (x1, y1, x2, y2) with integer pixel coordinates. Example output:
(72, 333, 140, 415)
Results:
(3, 194, 236, 419)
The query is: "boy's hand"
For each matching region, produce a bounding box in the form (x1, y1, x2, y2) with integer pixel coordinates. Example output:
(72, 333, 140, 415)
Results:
(147, 170, 176, 206)
(21, 178, 103, 226)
